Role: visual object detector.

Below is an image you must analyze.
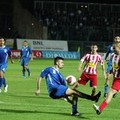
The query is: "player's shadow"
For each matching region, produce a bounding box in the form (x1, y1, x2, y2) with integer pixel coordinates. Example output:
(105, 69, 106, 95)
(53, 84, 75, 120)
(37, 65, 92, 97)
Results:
(0, 109, 89, 119)
(8, 93, 50, 100)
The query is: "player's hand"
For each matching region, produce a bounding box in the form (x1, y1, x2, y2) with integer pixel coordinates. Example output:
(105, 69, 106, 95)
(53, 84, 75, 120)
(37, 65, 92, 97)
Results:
(35, 90, 40, 96)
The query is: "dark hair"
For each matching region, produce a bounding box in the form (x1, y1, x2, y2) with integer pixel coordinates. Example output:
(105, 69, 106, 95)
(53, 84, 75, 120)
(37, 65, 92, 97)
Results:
(0, 36, 4, 39)
(54, 56, 64, 65)
(24, 40, 28, 43)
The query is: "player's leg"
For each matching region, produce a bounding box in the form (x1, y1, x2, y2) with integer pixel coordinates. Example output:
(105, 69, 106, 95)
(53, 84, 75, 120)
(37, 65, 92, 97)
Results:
(0, 71, 4, 92)
(0, 65, 7, 92)
(21, 59, 26, 77)
(3, 77, 8, 92)
(104, 73, 110, 97)
(25, 58, 31, 77)
(93, 88, 117, 115)
(49, 85, 80, 116)
(71, 95, 80, 116)
(104, 62, 112, 97)
(91, 87, 96, 96)
(89, 75, 97, 96)
(93, 78, 119, 115)
(66, 88, 101, 102)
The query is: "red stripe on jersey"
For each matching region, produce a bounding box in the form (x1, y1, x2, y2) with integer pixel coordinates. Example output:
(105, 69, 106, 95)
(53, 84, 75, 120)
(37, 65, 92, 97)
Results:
(112, 53, 120, 78)
(81, 53, 103, 75)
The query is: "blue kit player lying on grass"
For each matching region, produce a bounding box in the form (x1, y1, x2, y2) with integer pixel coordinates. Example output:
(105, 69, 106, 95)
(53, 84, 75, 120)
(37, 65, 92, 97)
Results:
(35, 56, 101, 116)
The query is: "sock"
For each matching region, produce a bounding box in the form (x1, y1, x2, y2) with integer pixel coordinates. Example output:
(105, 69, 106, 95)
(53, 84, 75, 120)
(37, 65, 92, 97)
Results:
(3, 77, 6, 87)
(73, 89, 96, 101)
(0, 78, 4, 88)
(99, 100, 108, 112)
(22, 70, 25, 76)
(26, 68, 30, 75)
(104, 85, 109, 94)
(72, 104, 77, 113)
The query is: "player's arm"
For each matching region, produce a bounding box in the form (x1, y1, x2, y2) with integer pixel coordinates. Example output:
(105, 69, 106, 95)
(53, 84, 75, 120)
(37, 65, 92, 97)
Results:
(30, 52, 33, 61)
(101, 63, 106, 79)
(19, 50, 22, 62)
(77, 61, 83, 72)
(29, 47, 33, 61)
(35, 76, 42, 96)
(8, 48, 14, 63)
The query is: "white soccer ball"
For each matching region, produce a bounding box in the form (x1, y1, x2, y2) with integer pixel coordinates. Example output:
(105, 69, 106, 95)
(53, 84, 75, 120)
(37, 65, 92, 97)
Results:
(66, 75, 77, 86)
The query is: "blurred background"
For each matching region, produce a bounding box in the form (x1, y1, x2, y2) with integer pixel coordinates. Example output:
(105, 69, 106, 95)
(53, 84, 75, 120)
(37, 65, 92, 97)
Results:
(0, 0, 120, 56)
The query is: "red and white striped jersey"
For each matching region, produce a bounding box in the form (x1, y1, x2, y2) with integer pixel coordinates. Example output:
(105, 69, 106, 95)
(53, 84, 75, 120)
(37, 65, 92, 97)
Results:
(111, 53, 120, 78)
(80, 53, 104, 75)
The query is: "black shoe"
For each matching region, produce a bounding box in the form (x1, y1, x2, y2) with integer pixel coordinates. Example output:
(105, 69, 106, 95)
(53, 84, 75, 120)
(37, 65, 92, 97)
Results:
(95, 91, 101, 103)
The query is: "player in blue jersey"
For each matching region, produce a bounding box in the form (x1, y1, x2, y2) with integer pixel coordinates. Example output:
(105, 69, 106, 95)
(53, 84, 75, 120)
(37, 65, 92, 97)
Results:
(20, 40, 33, 78)
(104, 36, 120, 97)
(0, 37, 14, 93)
(35, 56, 101, 116)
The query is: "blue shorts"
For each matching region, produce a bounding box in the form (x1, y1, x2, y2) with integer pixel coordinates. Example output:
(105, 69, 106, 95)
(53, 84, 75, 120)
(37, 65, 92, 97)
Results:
(49, 85, 68, 99)
(0, 64, 7, 73)
(21, 58, 30, 66)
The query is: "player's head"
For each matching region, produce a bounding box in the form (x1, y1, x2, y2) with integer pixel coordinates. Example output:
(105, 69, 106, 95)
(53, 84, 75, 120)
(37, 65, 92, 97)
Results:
(114, 36, 120, 43)
(23, 40, 28, 47)
(91, 44, 98, 53)
(113, 42, 120, 55)
(0, 37, 5, 47)
(54, 56, 64, 69)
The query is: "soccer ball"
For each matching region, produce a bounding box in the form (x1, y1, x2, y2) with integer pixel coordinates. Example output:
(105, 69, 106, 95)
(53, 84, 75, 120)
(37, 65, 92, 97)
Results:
(66, 75, 77, 86)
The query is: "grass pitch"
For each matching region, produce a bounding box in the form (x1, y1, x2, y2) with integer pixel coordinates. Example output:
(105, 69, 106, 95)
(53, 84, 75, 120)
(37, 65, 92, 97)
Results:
(0, 59, 120, 120)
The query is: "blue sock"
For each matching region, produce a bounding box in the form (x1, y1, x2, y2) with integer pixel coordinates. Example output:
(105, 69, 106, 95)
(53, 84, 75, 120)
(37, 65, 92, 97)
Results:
(104, 85, 109, 94)
(3, 77, 6, 87)
(0, 78, 4, 88)
(72, 104, 77, 113)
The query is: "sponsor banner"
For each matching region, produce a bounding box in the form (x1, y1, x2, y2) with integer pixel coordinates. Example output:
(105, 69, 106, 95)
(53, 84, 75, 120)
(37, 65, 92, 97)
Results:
(11, 50, 42, 58)
(42, 51, 80, 59)
(11, 50, 20, 58)
(16, 39, 68, 51)
(6, 39, 14, 48)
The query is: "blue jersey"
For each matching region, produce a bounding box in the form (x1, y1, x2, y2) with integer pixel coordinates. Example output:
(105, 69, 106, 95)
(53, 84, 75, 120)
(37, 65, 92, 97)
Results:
(105, 45, 114, 60)
(0, 46, 11, 65)
(105, 45, 114, 73)
(40, 67, 67, 97)
(20, 46, 32, 59)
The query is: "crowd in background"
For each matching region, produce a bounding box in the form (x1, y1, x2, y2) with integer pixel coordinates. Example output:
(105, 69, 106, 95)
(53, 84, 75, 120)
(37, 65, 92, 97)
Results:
(34, 1, 120, 41)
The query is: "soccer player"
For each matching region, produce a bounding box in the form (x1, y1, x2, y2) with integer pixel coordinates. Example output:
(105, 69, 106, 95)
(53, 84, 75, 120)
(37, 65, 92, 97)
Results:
(20, 40, 33, 78)
(104, 36, 120, 97)
(35, 56, 101, 116)
(93, 42, 120, 115)
(0, 37, 14, 93)
(73, 44, 106, 97)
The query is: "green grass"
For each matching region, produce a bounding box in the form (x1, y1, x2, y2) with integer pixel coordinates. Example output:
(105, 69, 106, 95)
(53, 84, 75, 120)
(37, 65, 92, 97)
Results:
(0, 59, 120, 120)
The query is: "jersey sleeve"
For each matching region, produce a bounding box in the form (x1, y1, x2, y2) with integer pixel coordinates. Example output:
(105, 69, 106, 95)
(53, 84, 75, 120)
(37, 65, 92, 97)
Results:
(40, 67, 50, 78)
(80, 53, 88, 63)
